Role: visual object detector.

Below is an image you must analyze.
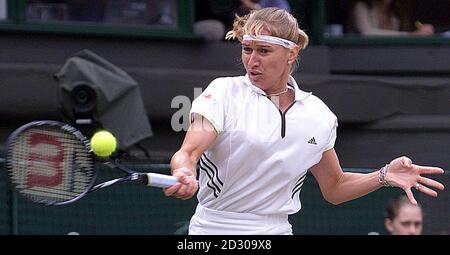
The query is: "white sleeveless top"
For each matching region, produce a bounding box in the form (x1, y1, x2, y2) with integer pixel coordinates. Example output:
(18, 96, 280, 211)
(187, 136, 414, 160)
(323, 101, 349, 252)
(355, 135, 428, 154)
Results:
(190, 75, 337, 215)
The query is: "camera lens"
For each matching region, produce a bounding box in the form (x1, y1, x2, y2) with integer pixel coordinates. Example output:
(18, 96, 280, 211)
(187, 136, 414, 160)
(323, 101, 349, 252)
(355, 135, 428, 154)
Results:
(75, 89, 90, 105)
(71, 84, 96, 111)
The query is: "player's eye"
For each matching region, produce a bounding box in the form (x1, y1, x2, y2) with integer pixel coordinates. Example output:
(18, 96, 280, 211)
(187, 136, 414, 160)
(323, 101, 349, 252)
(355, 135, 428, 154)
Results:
(242, 47, 253, 53)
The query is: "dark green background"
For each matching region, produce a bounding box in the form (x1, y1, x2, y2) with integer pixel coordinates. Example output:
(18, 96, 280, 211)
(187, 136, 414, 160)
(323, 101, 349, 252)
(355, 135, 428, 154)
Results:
(1, 160, 415, 235)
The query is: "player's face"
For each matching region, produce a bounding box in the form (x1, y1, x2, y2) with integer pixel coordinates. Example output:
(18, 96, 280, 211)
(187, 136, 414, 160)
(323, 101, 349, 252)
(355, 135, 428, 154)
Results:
(241, 38, 293, 91)
(385, 205, 423, 235)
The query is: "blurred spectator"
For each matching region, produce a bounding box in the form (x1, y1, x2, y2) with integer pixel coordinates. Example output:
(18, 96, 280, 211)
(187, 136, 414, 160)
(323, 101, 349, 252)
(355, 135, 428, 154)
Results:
(240, 0, 291, 12)
(194, 19, 226, 41)
(26, 0, 177, 26)
(201, 1, 242, 31)
(347, 0, 434, 36)
(194, 1, 235, 41)
(67, 0, 107, 22)
(27, 0, 69, 21)
(103, 0, 177, 26)
(194, 1, 292, 41)
(384, 195, 423, 235)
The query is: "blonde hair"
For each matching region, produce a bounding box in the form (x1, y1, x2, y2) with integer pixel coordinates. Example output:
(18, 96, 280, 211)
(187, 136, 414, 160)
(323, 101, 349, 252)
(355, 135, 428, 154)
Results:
(225, 7, 309, 50)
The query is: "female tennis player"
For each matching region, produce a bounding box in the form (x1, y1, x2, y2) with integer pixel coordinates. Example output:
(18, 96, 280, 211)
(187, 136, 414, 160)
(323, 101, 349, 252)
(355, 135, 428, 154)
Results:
(164, 7, 445, 235)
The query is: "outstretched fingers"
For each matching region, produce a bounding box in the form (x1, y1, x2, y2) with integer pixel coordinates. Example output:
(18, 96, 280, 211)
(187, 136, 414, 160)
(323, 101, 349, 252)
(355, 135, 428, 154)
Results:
(415, 165, 445, 175)
(418, 176, 445, 191)
(393, 157, 445, 201)
(413, 165, 445, 197)
(415, 183, 438, 197)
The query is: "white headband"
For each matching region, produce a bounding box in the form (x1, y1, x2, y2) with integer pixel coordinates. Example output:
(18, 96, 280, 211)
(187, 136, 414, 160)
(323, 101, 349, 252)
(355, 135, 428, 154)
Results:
(243, 34, 296, 49)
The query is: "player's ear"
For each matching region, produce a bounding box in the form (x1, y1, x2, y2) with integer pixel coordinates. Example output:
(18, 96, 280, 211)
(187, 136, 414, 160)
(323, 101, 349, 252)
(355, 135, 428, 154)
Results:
(385, 218, 394, 233)
(288, 45, 300, 63)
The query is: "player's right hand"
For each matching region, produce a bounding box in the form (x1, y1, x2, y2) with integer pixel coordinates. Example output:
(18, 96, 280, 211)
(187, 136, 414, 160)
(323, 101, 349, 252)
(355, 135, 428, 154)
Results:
(163, 167, 198, 200)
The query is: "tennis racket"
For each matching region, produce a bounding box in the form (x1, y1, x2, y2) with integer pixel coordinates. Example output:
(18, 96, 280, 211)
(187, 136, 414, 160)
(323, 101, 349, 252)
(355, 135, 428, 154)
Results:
(5, 120, 178, 206)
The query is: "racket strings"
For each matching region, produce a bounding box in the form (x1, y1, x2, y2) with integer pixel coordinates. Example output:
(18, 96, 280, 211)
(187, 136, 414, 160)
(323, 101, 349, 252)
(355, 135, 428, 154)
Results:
(7, 125, 95, 204)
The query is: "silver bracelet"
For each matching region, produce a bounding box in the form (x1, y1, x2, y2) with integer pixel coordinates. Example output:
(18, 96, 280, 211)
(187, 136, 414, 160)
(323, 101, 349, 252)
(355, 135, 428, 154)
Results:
(378, 164, 391, 187)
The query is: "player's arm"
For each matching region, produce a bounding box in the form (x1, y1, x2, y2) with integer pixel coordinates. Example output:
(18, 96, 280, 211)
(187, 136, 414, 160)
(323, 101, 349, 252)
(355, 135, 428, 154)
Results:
(164, 114, 218, 200)
(310, 149, 381, 205)
(310, 149, 445, 205)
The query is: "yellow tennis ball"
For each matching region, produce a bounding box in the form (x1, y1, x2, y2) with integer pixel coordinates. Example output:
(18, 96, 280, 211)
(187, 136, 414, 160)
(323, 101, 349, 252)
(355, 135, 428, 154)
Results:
(90, 130, 117, 157)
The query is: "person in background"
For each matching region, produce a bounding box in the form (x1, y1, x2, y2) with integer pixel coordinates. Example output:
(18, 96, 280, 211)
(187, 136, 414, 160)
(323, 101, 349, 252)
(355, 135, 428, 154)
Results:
(385, 195, 423, 235)
(194, 0, 291, 41)
(193, 0, 234, 41)
(67, 0, 108, 22)
(348, 0, 434, 36)
(103, 0, 176, 26)
(240, 0, 291, 13)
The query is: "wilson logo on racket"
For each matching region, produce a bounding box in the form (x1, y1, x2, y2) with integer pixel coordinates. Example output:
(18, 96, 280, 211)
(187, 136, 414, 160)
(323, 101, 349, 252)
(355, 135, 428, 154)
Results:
(26, 133, 64, 188)
(6, 120, 179, 206)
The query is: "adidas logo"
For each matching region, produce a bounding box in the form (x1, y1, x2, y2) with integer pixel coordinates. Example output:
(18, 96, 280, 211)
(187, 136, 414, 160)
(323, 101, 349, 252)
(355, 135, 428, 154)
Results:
(308, 137, 317, 145)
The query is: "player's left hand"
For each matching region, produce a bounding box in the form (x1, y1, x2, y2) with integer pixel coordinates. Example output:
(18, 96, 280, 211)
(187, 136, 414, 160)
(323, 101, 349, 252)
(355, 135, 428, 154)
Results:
(385, 156, 445, 205)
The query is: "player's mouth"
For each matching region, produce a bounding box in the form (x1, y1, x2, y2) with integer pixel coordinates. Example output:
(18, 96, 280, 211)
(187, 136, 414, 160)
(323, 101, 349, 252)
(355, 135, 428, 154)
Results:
(249, 71, 263, 78)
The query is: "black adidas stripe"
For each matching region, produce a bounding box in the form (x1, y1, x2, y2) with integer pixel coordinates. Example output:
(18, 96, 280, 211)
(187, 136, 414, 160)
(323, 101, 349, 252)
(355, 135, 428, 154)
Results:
(291, 174, 307, 199)
(199, 162, 220, 197)
(202, 154, 223, 186)
(199, 155, 223, 197)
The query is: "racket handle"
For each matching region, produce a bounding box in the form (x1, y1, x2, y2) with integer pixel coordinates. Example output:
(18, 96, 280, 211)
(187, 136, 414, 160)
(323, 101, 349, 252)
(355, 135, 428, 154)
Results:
(146, 173, 178, 188)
